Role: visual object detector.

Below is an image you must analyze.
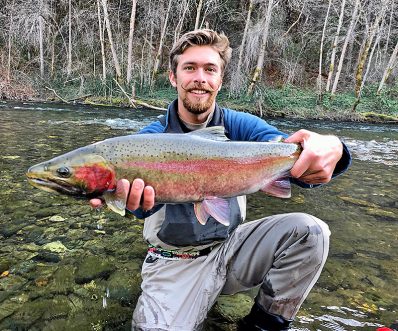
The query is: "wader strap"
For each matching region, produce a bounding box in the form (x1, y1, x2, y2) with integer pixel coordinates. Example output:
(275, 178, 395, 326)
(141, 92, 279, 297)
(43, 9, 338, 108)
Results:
(147, 245, 213, 260)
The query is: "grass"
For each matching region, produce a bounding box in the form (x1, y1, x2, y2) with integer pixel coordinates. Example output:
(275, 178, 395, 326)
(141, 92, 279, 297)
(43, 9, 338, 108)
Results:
(31, 75, 398, 123)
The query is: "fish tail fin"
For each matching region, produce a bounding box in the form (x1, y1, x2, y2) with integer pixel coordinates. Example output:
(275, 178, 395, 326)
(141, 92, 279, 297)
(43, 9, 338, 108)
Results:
(261, 176, 292, 198)
(194, 198, 230, 226)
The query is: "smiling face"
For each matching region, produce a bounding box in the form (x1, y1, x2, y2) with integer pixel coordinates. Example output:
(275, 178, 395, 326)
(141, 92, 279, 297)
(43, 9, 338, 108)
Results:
(169, 45, 223, 124)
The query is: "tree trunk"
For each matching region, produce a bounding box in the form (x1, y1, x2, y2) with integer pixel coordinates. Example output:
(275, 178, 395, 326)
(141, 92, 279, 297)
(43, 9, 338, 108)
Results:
(195, 0, 204, 30)
(317, 0, 332, 103)
(96, 0, 106, 81)
(354, 0, 387, 106)
(247, 0, 275, 95)
(325, 0, 345, 92)
(39, 15, 45, 79)
(361, 24, 383, 93)
(67, 0, 72, 76)
(174, 0, 189, 45)
(330, 0, 360, 98)
(127, 0, 137, 83)
(7, 2, 14, 82)
(377, 40, 398, 94)
(101, 0, 122, 80)
(151, 0, 172, 87)
(237, 0, 254, 75)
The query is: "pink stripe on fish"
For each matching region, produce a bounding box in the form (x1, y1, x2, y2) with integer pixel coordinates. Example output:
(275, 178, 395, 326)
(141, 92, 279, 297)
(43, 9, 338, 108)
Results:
(124, 157, 278, 173)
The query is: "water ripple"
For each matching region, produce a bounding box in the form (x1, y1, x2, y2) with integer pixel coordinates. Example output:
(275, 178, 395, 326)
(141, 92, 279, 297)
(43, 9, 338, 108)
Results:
(343, 137, 398, 165)
(48, 118, 155, 130)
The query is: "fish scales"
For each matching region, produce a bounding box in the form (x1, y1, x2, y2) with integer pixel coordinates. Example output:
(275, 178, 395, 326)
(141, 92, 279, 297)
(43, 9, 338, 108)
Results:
(26, 127, 301, 225)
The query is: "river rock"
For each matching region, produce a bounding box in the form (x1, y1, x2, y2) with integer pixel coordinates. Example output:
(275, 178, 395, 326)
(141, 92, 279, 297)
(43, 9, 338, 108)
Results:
(212, 293, 254, 322)
(0, 258, 10, 274)
(74, 256, 115, 284)
(42, 241, 68, 254)
(49, 215, 65, 222)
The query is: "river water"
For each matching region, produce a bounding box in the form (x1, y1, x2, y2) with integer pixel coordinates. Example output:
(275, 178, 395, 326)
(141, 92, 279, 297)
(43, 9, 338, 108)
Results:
(0, 101, 397, 331)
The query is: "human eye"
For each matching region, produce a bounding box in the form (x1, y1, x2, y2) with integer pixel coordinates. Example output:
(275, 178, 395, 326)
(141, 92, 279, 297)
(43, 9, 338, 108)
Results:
(183, 65, 194, 71)
(206, 66, 218, 73)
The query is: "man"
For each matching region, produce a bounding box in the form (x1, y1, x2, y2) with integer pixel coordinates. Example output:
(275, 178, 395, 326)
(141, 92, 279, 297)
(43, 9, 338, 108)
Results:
(91, 29, 350, 331)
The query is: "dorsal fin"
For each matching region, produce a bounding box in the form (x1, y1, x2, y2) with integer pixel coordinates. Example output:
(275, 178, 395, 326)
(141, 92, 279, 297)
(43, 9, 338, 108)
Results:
(186, 126, 229, 142)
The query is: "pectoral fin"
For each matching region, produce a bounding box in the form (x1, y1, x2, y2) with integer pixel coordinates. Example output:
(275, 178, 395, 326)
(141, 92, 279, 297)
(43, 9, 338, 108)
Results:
(103, 187, 128, 216)
(194, 197, 230, 226)
(261, 176, 292, 198)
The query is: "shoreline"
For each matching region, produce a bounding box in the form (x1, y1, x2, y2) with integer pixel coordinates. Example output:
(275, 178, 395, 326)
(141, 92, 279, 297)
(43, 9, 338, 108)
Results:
(3, 95, 397, 125)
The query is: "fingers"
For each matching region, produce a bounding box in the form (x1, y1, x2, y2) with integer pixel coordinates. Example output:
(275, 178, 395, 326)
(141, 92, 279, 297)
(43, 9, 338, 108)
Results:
(90, 198, 104, 209)
(285, 129, 343, 185)
(90, 178, 155, 212)
(284, 129, 310, 145)
(126, 178, 155, 211)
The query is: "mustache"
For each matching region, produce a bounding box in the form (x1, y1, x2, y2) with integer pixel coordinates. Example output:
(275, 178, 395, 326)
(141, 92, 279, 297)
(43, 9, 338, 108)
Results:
(180, 83, 217, 93)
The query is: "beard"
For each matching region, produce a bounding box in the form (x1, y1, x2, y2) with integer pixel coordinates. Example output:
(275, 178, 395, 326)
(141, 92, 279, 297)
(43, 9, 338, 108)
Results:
(180, 83, 218, 114)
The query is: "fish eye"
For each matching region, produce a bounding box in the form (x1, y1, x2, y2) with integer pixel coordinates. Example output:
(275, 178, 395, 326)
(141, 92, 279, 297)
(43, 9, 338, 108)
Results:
(56, 167, 71, 178)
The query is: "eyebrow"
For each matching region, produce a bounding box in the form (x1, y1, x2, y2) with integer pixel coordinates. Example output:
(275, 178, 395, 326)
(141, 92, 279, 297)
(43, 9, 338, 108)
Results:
(181, 61, 219, 67)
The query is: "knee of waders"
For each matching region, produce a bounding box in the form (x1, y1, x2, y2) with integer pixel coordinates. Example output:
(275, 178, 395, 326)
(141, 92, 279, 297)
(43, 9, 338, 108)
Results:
(289, 212, 330, 246)
(237, 302, 293, 331)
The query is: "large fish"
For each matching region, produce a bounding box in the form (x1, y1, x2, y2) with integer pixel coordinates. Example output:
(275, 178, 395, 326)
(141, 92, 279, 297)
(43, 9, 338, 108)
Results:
(26, 126, 301, 226)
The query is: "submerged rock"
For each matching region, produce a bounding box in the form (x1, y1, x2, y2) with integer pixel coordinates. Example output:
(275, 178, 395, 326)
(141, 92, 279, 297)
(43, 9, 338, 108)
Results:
(42, 241, 68, 254)
(74, 256, 115, 284)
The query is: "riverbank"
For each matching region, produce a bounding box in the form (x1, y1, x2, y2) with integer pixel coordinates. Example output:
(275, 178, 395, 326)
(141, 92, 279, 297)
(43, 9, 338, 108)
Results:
(47, 88, 398, 124)
(2, 75, 397, 123)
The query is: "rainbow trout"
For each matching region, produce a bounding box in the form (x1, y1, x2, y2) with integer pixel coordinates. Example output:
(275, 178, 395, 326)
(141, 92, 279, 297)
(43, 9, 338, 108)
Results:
(26, 126, 301, 226)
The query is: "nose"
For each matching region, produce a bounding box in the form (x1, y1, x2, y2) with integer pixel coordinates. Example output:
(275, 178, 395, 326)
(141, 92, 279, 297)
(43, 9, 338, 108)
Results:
(193, 68, 206, 84)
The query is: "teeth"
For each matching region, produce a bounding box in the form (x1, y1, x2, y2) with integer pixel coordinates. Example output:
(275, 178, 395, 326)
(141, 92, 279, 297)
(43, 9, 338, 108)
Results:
(191, 90, 207, 94)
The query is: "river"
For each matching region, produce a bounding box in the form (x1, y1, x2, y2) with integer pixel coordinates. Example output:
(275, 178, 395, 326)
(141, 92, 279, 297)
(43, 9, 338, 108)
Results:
(0, 101, 397, 331)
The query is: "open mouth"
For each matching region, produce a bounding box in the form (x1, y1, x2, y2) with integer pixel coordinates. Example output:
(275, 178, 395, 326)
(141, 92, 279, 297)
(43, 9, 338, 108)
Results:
(189, 89, 209, 94)
(27, 176, 81, 195)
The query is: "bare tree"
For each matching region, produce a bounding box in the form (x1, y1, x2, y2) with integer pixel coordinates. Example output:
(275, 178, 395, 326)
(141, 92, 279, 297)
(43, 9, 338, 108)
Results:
(317, 0, 332, 102)
(96, 0, 106, 81)
(353, 0, 388, 110)
(126, 0, 137, 83)
(67, 0, 72, 76)
(39, 14, 44, 78)
(377, 39, 398, 94)
(151, 0, 173, 87)
(331, 0, 360, 97)
(195, 0, 204, 29)
(174, 0, 190, 45)
(247, 0, 276, 95)
(101, 0, 122, 80)
(325, 0, 346, 92)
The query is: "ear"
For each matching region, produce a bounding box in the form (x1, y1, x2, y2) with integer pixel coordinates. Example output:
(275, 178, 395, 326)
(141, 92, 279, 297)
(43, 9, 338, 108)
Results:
(218, 80, 223, 91)
(169, 70, 177, 88)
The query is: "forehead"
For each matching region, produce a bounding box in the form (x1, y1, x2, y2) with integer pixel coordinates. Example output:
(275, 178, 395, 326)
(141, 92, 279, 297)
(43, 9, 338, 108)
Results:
(178, 45, 222, 68)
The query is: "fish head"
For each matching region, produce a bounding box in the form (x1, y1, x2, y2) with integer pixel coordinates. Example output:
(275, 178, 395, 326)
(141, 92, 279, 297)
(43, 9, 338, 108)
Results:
(26, 151, 116, 198)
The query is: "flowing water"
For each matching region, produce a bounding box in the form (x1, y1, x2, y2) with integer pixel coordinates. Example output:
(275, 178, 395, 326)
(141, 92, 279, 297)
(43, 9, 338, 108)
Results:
(0, 101, 397, 331)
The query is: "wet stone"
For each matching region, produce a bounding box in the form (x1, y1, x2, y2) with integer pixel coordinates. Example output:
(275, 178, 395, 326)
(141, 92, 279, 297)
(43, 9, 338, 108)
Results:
(106, 270, 142, 306)
(0, 258, 10, 274)
(211, 293, 253, 323)
(33, 251, 62, 263)
(49, 215, 65, 222)
(74, 256, 115, 284)
(42, 241, 69, 254)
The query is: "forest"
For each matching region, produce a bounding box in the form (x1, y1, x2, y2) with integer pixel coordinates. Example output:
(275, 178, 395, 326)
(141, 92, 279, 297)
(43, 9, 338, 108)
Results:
(0, 0, 397, 119)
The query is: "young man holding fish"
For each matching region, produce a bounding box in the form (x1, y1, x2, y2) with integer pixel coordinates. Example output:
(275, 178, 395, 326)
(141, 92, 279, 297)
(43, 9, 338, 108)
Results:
(91, 30, 351, 330)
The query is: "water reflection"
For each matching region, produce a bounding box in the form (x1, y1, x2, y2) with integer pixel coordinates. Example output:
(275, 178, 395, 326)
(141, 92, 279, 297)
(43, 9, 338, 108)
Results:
(0, 102, 397, 330)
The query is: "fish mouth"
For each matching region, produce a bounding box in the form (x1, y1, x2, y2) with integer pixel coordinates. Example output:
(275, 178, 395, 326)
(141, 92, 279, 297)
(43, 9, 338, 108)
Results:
(27, 175, 82, 196)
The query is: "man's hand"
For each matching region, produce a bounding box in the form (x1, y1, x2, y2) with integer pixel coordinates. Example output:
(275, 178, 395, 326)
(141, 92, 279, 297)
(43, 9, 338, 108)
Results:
(285, 129, 343, 185)
(90, 178, 155, 212)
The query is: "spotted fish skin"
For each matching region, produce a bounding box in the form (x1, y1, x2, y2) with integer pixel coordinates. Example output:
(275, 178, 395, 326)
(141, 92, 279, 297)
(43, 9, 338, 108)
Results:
(26, 127, 301, 224)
